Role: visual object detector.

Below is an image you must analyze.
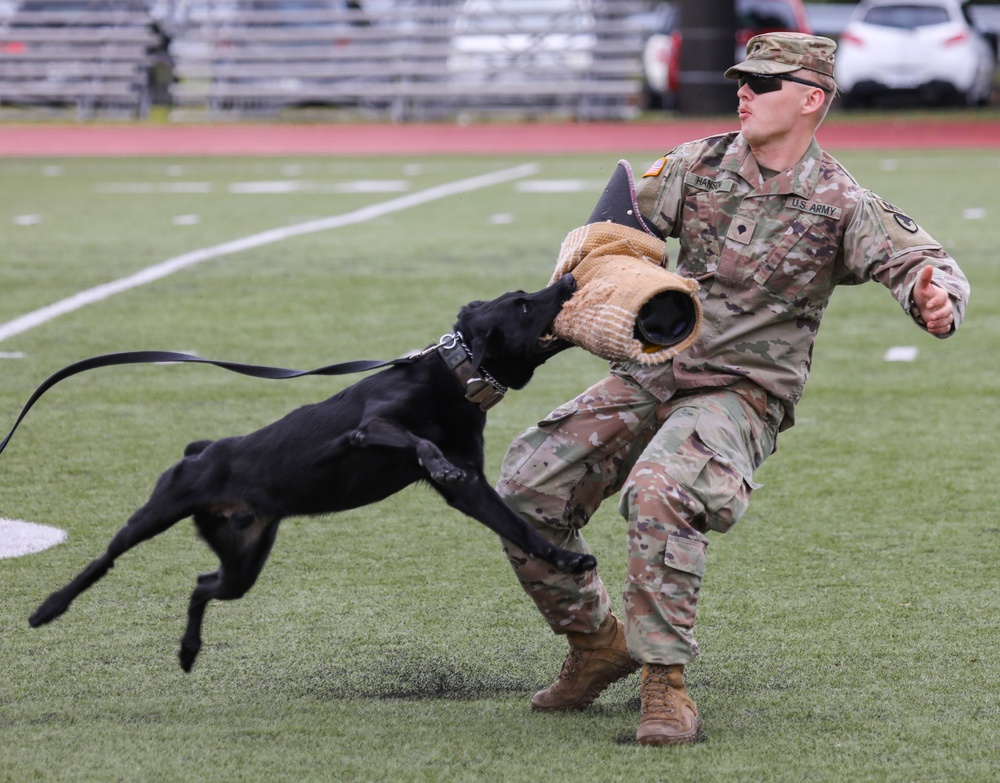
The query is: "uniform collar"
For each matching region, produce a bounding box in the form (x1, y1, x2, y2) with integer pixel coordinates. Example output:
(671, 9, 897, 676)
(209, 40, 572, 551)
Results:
(723, 134, 824, 198)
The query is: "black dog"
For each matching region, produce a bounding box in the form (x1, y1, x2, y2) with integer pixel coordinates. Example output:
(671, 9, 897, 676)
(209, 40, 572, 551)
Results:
(29, 275, 595, 671)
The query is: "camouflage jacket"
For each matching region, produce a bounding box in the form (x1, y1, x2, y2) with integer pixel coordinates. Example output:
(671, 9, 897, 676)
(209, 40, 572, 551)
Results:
(628, 132, 970, 431)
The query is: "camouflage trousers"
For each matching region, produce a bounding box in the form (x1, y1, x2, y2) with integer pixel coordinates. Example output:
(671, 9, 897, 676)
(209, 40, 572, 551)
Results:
(496, 371, 782, 665)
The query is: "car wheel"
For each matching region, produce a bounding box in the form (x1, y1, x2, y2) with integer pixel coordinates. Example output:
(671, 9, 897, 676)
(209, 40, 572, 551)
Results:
(642, 80, 664, 110)
(972, 81, 993, 107)
(839, 90, 868, 110)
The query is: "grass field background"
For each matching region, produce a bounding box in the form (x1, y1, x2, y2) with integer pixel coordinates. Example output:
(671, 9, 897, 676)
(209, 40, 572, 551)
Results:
(0, 147, 997, 782)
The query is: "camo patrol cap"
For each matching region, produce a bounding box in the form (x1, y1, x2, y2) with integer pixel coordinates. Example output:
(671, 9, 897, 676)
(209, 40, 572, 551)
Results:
(724, 32, 837, 80)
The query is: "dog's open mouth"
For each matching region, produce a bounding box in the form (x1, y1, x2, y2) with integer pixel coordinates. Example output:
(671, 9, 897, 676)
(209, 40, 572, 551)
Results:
(536, 330, 571, 355)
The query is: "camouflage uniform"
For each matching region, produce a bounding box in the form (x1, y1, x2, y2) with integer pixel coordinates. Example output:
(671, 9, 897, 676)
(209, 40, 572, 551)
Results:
(498, 128, 971, 665)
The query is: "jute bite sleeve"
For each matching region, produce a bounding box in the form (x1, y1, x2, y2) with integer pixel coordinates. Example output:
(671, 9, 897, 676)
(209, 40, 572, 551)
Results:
(549, 222, 702, 366)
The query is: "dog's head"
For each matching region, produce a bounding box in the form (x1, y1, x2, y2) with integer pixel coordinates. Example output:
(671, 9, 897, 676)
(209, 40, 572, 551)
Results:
(454, 274, 576, 390)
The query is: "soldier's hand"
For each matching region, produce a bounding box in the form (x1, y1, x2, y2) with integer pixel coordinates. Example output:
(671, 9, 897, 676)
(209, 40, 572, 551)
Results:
(912, 266, 954, 336)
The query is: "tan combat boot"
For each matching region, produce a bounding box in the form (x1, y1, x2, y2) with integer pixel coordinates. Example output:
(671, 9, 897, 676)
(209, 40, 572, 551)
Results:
(636, 663, 701, 746)
(530, 612, 640, 711)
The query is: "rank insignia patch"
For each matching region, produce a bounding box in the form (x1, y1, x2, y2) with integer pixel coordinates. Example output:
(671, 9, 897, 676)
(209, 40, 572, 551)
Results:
(726, 216, 757, 244)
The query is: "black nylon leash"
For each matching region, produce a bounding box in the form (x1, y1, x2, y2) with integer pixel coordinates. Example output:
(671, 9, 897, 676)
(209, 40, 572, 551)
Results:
(0, 348, 426, 459)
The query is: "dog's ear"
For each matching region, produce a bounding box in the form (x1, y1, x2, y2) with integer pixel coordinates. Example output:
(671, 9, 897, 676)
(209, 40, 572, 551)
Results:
(459, 300, 486, 317)
(455, 302, 480, 338)
(464, 325, 498, 374)
(456, 302, 483, 358)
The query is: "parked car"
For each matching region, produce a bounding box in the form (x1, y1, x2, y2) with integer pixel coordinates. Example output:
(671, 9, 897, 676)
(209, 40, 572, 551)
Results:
(836, 0, 998, 107)
(642, 0, 812, 108)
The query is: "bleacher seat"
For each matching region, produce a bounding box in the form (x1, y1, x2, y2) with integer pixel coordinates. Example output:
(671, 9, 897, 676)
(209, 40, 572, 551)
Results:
(167, 0, 652, 121)
(0, 0, 166, 118)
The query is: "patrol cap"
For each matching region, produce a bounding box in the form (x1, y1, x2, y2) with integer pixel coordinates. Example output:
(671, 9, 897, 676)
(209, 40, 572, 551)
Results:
(724, 32, 837, 80)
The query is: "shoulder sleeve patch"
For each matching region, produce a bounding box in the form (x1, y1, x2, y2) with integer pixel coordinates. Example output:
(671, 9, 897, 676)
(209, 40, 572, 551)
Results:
(864, 191, 940, 252)
(875, 196, 919, 233)
(642, 157, 668, 178)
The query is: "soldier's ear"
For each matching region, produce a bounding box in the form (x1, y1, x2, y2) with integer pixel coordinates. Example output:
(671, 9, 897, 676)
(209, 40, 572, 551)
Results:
(802, 87, 826, 117)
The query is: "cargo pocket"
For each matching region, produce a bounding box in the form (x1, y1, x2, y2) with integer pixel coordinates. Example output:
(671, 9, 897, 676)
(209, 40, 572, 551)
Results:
(700, 465, 755, 533)
(499, 400, 578, 485)
(659, 534, 707, 627)
(663, 533, 706, 578)
(658, 412, 760, 534)
(627, 530, 705, 590)
(690, 436, 759, 534)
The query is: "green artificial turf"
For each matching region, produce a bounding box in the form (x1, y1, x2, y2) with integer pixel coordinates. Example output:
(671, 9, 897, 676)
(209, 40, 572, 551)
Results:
(0, 148, 997, 782)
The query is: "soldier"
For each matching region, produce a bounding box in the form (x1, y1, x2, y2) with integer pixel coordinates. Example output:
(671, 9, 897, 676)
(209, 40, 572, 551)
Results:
(496, 32, 970, 746)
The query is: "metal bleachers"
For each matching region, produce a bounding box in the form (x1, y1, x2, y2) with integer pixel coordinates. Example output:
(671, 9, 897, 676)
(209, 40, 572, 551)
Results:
(167, 0, 653, 121)
(0, 0, 166, 118)
(0, 0, 655, 121)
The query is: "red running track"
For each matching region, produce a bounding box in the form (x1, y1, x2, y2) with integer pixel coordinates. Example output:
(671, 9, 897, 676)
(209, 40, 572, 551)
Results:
(0, 119, 997, 157)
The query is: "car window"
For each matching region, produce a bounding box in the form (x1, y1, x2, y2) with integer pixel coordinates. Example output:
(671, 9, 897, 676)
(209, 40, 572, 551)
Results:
(738, 0, 800, 31)
(862, 4, 951, 29)
(960, 4, 979, 29)
(663, 0, 807, 36)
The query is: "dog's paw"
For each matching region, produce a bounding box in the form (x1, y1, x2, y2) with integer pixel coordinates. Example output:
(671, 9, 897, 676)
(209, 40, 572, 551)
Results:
(178, 642, 200, 673)
(29, 592, 69, 627)
(555, 552, 597, 574)
(430, 466, 466, 485)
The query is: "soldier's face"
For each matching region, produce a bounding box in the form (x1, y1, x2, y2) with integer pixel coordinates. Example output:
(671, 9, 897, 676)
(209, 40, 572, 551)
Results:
(737, 75, 813, 146)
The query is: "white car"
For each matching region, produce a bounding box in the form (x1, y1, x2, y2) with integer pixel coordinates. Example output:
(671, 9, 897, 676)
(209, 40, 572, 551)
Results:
(836, 0, 998, 107)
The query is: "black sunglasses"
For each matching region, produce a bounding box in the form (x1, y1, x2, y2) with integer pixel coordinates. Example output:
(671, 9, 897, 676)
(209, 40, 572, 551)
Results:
(738, 73, 833, 95)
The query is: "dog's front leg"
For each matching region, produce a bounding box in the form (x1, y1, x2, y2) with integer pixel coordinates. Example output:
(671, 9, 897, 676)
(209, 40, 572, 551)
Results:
(436, 475, 596, 574)
(349, 417, 465, 485)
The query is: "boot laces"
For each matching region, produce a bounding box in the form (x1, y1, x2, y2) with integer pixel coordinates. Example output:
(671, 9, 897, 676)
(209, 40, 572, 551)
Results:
(641, 669, 678, 714)
(558, 646, 587, 679)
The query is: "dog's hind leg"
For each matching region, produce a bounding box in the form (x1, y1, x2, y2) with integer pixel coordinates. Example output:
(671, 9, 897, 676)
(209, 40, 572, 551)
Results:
(435, 475, 597, 575)
(29, 488, 195, 628)
(349, 417, 466, 485)
(178, 512, 281, 672)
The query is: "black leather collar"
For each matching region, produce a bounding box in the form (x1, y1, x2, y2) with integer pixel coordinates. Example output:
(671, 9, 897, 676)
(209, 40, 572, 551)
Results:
(435, 332, 507, 411)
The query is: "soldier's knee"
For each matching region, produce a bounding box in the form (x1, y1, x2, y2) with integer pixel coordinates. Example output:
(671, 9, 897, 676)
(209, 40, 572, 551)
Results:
(497, 477, 576, 534)
(619, 461, 698, 528)
(496, 477, 534, 521)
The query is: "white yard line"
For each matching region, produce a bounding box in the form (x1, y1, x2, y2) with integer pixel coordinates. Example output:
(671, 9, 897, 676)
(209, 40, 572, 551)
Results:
(0, 163, 539, 344)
